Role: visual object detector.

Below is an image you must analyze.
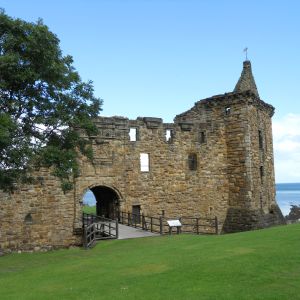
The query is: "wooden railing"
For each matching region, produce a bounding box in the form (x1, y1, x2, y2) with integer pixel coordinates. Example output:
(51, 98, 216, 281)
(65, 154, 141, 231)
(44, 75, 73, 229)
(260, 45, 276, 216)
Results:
(82, 213, 118, 249)
(118, 211, 218, 235)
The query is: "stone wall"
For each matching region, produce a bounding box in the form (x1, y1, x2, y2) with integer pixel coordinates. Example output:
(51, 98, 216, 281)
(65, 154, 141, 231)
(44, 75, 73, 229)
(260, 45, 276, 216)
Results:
(0, 88, 285, 252)
(0, 169, 80, 252)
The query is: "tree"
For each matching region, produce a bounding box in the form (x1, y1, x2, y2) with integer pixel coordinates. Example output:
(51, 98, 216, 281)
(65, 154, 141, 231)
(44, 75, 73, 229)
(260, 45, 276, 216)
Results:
(0, 10, 102, 192)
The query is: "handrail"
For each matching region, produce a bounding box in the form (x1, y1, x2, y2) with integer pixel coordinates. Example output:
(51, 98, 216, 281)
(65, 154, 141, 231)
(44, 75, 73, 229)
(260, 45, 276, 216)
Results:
(118, 211, 218, 235)
(82, 213, 118, 249)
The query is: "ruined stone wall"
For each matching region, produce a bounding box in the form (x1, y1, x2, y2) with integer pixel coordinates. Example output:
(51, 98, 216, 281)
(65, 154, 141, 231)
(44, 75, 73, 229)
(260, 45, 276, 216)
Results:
(74, 112, 230, 224)
(0, 90, 285, 251)
(0, 169, 80, 252)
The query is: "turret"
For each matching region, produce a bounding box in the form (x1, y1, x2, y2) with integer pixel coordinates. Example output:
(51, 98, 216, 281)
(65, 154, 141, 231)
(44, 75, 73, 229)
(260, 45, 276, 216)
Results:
(234, 60, 259, 98)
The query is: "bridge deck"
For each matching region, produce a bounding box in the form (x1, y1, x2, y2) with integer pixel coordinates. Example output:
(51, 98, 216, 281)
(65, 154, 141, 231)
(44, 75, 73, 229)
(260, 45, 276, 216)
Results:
(118, 223, 159, 239)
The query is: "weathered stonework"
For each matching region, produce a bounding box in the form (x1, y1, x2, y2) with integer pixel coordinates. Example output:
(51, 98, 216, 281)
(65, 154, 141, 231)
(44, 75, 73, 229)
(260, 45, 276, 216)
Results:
(0, 61, 285, 252)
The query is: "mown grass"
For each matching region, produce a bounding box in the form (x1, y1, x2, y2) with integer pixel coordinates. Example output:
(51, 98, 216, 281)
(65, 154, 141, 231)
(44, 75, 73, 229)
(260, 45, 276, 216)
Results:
(1, 224, 300, 300)
(82, 205, 96, 214)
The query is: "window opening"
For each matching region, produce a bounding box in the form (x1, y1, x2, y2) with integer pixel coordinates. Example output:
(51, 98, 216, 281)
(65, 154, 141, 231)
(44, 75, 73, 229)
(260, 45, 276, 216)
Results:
(225, 107, 231, 115)
(188, 153, 197, 171)
(140, 153, 149, 172)
(200, 131, 206, 144)
(129, 127, 137, 142)
(165, 129, 173, 142)
(260, 166, 264, 182)
(258, 130, 263, 150)
(24, 213, 33, 224)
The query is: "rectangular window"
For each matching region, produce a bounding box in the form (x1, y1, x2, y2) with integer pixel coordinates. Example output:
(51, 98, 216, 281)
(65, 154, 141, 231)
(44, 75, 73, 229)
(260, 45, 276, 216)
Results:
(165, 129, 173, 142)
(129, 127, 137, 142)
(199, 131, 206, 144)
(140, 153, 149, 172)
(188, 153, 197, 171)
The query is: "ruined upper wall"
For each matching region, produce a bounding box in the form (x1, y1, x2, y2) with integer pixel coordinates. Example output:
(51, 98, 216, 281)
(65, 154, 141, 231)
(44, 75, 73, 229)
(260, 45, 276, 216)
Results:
(175, 91, 275, 123)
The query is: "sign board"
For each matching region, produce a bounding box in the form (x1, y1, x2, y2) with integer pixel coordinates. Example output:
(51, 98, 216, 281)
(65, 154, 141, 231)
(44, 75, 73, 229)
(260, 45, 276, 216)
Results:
(167, 220, 182, 227)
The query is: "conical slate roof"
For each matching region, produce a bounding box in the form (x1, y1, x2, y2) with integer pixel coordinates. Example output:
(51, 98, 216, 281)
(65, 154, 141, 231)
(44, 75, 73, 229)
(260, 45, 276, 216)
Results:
(234, 60, 259, 98)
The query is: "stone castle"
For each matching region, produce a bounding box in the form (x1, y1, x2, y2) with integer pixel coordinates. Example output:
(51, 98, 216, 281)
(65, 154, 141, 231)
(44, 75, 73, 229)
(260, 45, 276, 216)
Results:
(0, 60, 285, 252)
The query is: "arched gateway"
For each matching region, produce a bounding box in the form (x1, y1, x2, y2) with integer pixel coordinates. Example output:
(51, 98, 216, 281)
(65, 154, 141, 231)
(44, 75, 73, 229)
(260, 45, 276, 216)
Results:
(89, 186, 120, 219)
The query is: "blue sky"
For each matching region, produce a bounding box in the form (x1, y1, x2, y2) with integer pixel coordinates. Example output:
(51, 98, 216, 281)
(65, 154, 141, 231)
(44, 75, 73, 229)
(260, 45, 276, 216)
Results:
(1, 0, 300, 183)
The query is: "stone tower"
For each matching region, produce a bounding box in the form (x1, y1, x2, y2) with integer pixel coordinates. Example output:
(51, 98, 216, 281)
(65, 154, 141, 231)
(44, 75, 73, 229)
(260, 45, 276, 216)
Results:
(174, 60, 285, 232)
(223, 60, 285, 231)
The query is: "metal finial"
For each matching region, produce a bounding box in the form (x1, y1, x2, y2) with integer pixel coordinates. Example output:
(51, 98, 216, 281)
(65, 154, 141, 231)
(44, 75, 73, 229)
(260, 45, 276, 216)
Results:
(243, 47, 248, 60)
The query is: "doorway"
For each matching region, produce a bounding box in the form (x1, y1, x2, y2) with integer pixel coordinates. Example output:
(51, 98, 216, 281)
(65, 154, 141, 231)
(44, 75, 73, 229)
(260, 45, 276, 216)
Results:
(90, 186, 120, 219)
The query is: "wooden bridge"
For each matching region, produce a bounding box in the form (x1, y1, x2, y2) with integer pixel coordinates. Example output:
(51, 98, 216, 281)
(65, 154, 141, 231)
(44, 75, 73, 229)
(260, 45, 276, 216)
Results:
(82, 211, 218, 249)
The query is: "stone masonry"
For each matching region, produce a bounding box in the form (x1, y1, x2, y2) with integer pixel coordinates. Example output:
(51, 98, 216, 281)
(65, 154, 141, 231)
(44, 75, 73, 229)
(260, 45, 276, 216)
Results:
(0, 61, 285, 252)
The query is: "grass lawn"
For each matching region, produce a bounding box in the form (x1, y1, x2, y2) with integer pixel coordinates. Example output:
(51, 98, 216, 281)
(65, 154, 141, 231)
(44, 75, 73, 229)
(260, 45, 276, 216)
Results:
(1, 224, 300, 300)
(82, 205, 96, 214)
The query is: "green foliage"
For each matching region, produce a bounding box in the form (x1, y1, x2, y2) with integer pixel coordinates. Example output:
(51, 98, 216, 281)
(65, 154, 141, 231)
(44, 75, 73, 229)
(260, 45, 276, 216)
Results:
(0, 10, 102, 191)
(0, 224, 300, 299)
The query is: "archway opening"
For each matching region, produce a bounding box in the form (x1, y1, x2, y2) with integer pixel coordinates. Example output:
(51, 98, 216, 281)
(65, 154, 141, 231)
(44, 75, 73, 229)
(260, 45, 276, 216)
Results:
(82, 189, 96, 214)
(90, 186, 119, 219)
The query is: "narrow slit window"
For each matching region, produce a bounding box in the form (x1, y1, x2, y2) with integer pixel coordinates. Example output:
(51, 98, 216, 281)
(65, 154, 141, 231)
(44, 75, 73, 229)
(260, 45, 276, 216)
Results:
(165, 129, 173, 142)
(258, 130, 263, 150)
(129, 127, 137, 142)
(140, 153, 149, 172)
(260, 166, 264, 182)
(188, 153, 197, 171)
(200, 131, 206, 144)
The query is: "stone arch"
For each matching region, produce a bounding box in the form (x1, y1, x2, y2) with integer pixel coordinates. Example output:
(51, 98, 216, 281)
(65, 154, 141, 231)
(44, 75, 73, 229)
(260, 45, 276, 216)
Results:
(81, 184, 122, 219)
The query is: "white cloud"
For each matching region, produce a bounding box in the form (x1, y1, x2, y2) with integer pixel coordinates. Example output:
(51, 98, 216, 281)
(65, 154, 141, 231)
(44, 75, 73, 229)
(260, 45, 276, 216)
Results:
(273, 114, 300, 183)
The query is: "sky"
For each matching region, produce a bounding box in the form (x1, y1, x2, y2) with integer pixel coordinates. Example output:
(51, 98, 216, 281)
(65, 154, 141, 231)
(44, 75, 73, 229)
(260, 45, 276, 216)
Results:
(1, 0, 300, 183)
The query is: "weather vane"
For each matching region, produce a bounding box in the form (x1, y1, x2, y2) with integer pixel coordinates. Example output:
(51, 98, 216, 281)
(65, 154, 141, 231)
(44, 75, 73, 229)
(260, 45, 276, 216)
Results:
(243, 47, 248, 60)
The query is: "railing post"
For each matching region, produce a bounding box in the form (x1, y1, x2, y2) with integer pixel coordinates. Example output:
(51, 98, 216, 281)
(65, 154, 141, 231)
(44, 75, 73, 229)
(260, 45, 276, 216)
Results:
(215, 216, 218, 234)
(196, 218, 199, 235)
(159, 217, 163, 234)
(127, 212, 130, 226)
(115, 219, 119, 239)
(83, 227, 87, 249)
(150, 217, 153, 232)
(142, 214, 145, 230)
(179, 217, 182, 234)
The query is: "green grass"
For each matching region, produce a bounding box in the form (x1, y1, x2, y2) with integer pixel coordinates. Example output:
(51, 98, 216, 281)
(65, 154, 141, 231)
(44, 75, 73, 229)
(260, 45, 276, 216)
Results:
(82, 205, 96, 214)
(1, 224, 300, 300)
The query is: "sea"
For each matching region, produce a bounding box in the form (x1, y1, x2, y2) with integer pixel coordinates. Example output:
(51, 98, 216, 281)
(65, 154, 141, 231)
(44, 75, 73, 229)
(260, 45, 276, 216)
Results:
(83, 183, 300, 217)
(276, 183, 300, 216)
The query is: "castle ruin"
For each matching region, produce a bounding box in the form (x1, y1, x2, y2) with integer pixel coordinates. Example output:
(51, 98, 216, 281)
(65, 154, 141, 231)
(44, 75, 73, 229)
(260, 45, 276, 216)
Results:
(0, 60, 285, 252)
